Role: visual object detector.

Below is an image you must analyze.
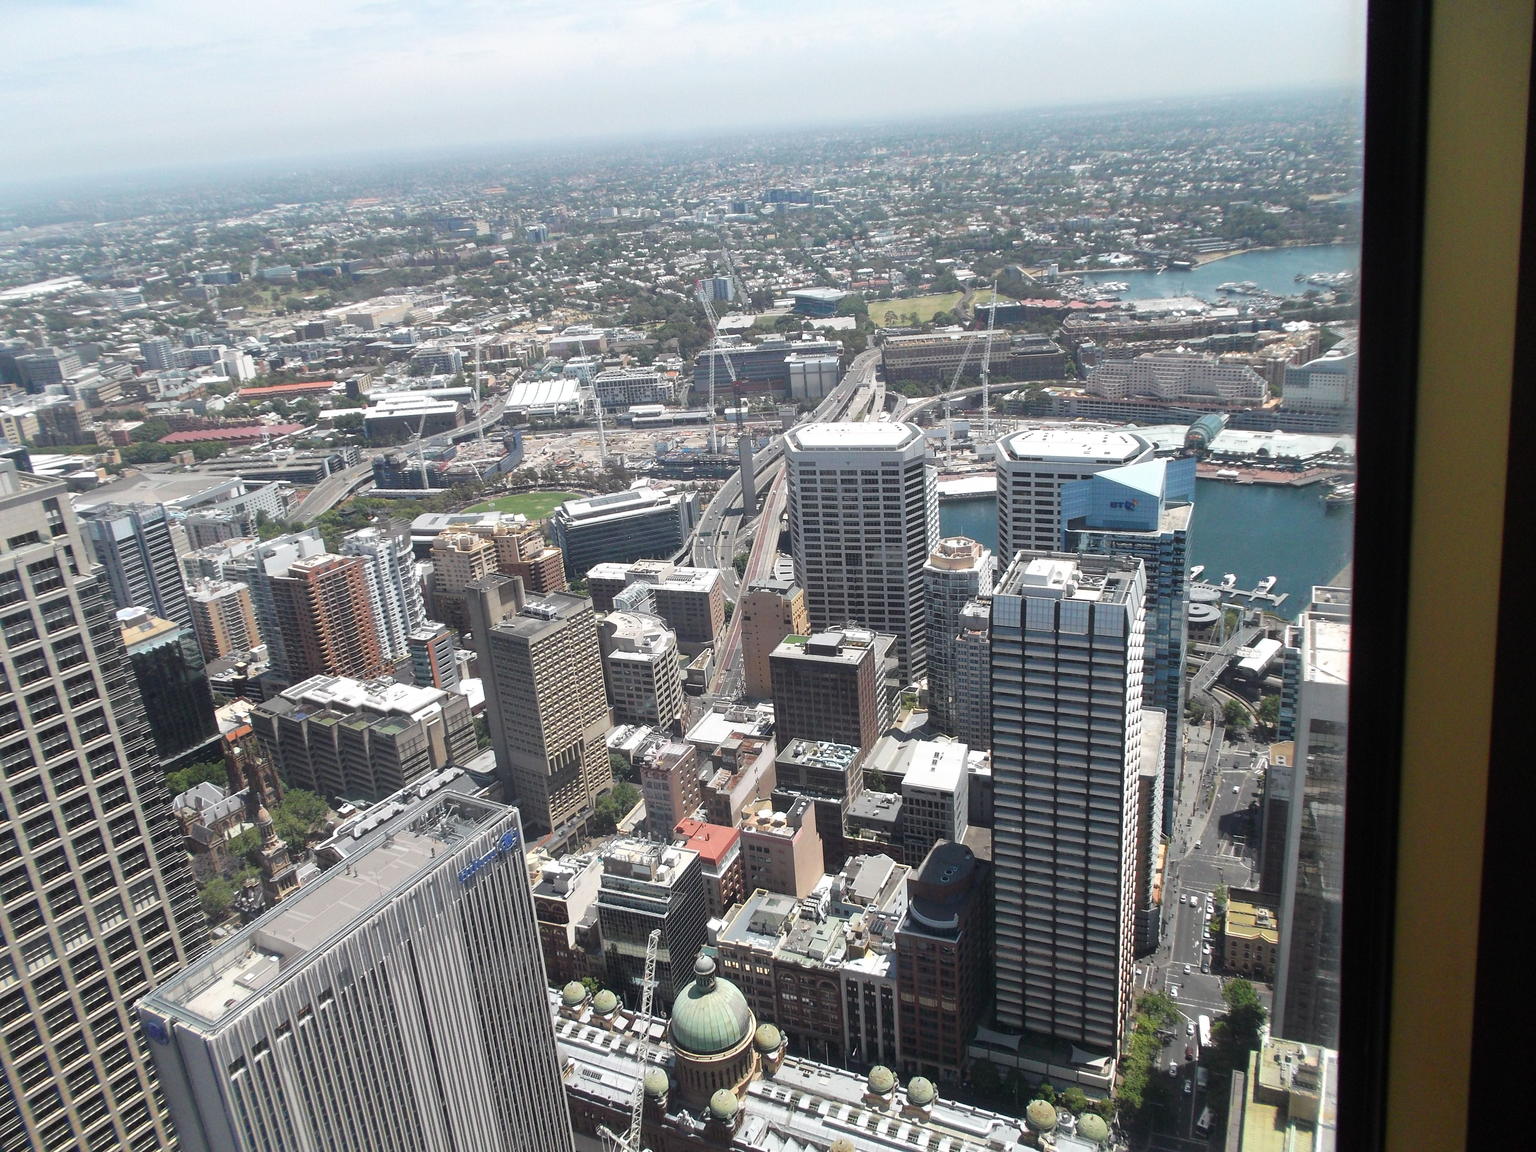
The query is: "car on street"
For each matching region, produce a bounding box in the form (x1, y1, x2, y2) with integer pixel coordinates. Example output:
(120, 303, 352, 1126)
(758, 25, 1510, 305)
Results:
(1186, 1021, 1194, 1035)
(1201, 961, 1211, 974)
(1184, 964, 1191, 975)
(1186, 1045, 1195, 1060)
(1194, 840, 1202, 850)
(1169, 1062, 1179, 1077)
(1233, 785, 1240, 794)
(1184, 1080, 1193, 1095)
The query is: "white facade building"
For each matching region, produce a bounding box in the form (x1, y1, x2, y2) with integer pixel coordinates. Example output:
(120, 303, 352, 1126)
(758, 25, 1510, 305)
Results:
(994, 427, 1152, 559)
(899, 739, 971, 862)
(922, 536, 995, 737)
(138, 788, 573, 1152)
(341, 524, 426, 662)
(990, 552, 1146, 1058)
(1085, 351, 1269, 406)
(785, 421, 937, 682)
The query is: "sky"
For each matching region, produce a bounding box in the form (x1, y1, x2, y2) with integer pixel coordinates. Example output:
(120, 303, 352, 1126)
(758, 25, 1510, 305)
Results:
(1, 0, 1366, 183)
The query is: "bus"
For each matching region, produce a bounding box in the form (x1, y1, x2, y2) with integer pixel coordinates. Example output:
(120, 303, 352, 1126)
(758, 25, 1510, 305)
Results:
(1197, 1014, 1213, 1052)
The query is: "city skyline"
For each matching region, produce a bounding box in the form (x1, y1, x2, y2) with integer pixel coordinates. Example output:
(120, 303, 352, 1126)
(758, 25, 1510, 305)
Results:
(1, 0, 1366, 186)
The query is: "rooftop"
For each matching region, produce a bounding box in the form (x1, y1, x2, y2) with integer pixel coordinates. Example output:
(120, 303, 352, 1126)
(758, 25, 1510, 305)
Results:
(143, 786, 505, 1031)
(785, 421, 924, 453)
(996, 553, 1142, 606)
(901, 740, 968, 793)
(996, 427, 1150, 465)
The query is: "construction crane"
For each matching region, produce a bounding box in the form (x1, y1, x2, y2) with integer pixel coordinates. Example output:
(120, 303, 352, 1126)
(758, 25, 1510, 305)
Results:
(978, 280, 1000, 441)
(941, 314, 982, 451)
(697, 232, 752, 454)
(601, 928, 662, 1152)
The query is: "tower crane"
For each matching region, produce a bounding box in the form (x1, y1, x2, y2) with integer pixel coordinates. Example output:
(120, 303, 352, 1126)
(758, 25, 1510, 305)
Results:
(697, 232, 753, 455)
(978, 280, 1000, 442)
(600, 928, 662, 1152)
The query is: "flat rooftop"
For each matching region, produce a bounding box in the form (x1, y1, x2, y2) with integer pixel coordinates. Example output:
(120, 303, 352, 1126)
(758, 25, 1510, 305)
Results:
(786, 421, 922, 452)
(1307, 616, 1350, 686)
(996, 553, 1141, 606)
(901, 740, 968, 793)
(143, 789, 506, 1032)
(996, 427, 1149, 464)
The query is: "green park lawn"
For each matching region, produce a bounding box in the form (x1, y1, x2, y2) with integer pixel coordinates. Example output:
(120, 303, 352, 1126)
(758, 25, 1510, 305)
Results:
(465, 491, 581, 518)
(870, 292, 966, 326)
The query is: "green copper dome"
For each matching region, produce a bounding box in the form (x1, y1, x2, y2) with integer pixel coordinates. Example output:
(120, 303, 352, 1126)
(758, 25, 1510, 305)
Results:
(1077, 1112, 1110, 1145)
(670, 955, 753, 1056)
(867, 1066, 896, 1095)
(906, 1077, 936, 1107)
(753, 1023, 783, 1054)
(708, 1089, 740, 1121)
(642, 1066, 670, 1098)
(592, 989, 619, 1016)
(561, 981, 588, 1008)
(1025, 1099, 1058, 1132)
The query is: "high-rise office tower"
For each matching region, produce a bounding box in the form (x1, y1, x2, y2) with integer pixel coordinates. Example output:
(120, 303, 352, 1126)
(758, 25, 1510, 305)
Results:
(951, 597, 992, 752)
(596, 839, 708, 1006)
(1271, 586, 1350, 1049)
(598, 611, 685, 730)
(784, 422, 937, 682)
(138, 789, 574, 1152)
(341, 525, 424, 662)
(139, 336, 175, 372)
(0, 460, 207, 1150)
(468, 574, 612, 836)
(738, 577, 811, 700)
(922, 537, 994, 737)
(430, 530, 498, 633)
(990, 552, 1146, 1057)
(77, 501, 194, 631)
(408, 621, 460, 692)
(118, 608, 220, 772)
(187, 578, 262, 663)
(270, 553, 389, 683)
(769, 627, 896, 756)
(994, 428, 1152, 559)
(1062, 456, 1194, 834)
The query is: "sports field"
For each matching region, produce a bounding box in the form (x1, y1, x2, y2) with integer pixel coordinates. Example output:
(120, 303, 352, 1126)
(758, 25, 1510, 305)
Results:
(464, 491, 580, 518)
(871, 292, 965, 326)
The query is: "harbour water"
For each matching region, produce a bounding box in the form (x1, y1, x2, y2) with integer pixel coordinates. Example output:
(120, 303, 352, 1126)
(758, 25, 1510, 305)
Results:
(1078, 243, 1361, 302)
(938, 479, 1353, 620)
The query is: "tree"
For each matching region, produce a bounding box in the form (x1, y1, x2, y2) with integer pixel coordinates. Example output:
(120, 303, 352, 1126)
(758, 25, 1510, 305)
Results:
(864, 768, 889, 794)
(165, 759, 227, 796)
(1062, 1085, 1089, 1115)
(1223, 699, 1250, 733)
(1033, 1082, 1056, 1104)
(1256, 694, 1281, 732)
(1218, 978, 1268, 1063)
(199, 877, 236, 921)
(272, 788, 329, 854)
(594, 782, 642, 833)
(225, 828, 261, 865)
(1186, 697, 1210, 726)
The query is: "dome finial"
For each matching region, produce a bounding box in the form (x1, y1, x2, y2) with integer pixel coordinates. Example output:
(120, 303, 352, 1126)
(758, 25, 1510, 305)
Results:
(693, 953, 716, 989)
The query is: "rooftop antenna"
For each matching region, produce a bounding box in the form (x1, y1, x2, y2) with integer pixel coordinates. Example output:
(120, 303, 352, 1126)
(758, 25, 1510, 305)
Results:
(980, 279, 999, 442)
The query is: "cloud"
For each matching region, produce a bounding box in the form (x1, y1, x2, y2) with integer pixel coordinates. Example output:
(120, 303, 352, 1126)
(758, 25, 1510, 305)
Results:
(0, 0, 1365, 182)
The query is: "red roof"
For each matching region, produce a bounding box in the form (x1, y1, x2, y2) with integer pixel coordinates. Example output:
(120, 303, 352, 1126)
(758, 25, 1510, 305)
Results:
(674, 819, 740, 864)
(237, 380, 338, 398)
(160, 423, 304, 444)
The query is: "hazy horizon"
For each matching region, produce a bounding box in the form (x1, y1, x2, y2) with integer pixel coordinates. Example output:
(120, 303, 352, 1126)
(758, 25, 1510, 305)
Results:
(3, 0, 1365, 190)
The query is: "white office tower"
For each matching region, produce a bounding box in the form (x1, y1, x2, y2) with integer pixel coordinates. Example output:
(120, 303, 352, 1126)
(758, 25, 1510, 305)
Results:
(994, 428, 1152, 559)
(990, 552, 1146, 1057)
(138, 790, 574, 1152)
(922, 536, 994, 736)
(784, 422, 937, 682)
(341, 524, 426, 662)
(1, 461, 208, 1150)
(1272, 587, 1350, 1049)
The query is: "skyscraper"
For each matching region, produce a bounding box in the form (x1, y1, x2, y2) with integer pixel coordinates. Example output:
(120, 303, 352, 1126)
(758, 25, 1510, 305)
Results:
(138, 788, 574, 1152)
(269, 553, 390, 682)
(598, 610, 685, 730)
(990, 552, 1146, 1056)
(1272, 586, 1350, 1049)
(784, 421, 937, 681)
(921, 536, 994, 737)
(0, 460, 207, 1150)
(994, 428, 1152, 560)
(1062, 455, 1195, 834)
(224, 530, 327, 683)
(738, 577, 810, 700)
(77, 501, 194, 630)
(769, 628, 895, 756)
(187, 578, 263, 663)
(341, 524, 425, 663)
(468, 574, 612, 836)
(118, 607, 220, 772)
